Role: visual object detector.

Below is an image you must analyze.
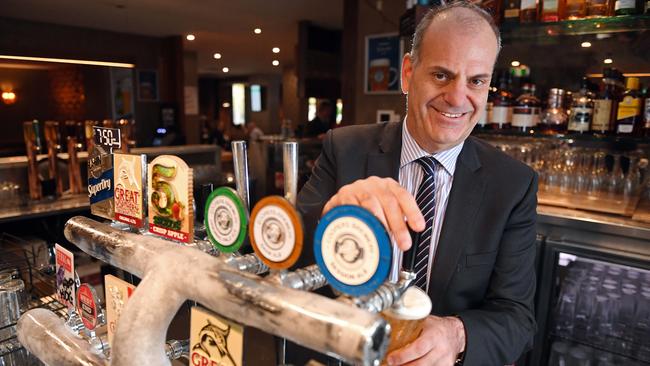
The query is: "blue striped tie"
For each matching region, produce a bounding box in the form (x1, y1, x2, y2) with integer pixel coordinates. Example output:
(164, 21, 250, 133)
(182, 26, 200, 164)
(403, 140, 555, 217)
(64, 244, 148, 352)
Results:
(412, 156, 437, 290)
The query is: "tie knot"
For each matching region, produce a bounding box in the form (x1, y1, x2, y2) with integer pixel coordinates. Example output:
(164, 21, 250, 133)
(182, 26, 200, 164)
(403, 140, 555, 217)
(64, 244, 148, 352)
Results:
(416, 156, 437, 176)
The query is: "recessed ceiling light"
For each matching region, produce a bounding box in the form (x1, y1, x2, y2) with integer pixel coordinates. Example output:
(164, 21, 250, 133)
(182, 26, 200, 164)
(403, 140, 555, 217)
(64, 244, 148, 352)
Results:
(186, 34, 195, 41)
(581, 42, 592, 48)
(213, 53, 222, 59)
(272, 60, 280, 66)
(222, 67, 230, 73)
(222, 102, 231, 108)
(511, 60, 521, 67)
(254, 28, 262, 34)
(603, 58, 613, 64)
(272, 47, 280, 53)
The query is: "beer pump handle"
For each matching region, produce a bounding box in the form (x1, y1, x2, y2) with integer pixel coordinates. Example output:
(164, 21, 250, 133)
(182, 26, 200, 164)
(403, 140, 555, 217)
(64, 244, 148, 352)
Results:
(232, 140, 250, 211)
(282, 141, 298, 206)
(402, 229, 420, 273)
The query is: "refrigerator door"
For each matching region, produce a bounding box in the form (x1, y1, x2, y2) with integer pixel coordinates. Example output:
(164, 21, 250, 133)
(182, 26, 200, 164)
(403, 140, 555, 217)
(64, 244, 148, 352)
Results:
(536, 240, 650, 366)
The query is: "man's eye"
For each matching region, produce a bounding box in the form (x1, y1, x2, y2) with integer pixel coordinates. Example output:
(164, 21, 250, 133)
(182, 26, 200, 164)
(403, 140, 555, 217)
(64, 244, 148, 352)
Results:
(433, 73, 447, 81)
(471, 79, 486, 87)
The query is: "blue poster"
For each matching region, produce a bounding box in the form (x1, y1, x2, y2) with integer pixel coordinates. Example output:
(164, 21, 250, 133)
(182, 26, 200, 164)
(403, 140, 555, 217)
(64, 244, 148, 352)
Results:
(366, 34, 402, 94)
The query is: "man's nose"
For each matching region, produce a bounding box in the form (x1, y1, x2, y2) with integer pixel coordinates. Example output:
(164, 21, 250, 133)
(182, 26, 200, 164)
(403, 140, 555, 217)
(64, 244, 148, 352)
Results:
(442, 79, 468, 108)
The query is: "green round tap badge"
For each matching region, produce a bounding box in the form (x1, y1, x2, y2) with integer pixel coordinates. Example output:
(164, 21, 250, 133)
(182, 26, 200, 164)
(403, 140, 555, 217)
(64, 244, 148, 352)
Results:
(205, 187, 248, 253)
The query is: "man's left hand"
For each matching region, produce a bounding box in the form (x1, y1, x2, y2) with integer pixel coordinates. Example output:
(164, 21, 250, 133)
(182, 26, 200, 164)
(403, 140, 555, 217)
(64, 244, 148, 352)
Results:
(386, 316, 466, 366)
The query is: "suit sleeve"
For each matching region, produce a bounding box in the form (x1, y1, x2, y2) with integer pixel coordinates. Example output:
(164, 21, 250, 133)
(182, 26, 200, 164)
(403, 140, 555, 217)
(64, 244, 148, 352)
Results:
(295, 130, 338, 267)
(457, 172, 538, 365)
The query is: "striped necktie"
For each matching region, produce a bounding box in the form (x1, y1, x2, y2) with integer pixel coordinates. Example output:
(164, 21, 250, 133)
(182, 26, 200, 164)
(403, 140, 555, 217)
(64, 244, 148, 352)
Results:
(412, 156, 437, 290)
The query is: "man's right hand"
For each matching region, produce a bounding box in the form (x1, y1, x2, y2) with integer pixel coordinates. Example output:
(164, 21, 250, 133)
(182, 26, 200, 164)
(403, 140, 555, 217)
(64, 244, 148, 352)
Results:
(322, 177, 425, 251)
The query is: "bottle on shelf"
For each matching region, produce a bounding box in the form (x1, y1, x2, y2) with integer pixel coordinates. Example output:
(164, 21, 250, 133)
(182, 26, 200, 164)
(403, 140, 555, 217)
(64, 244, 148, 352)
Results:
(541, 0, 564, 20)
(568, 77, 595, 134)
(503, 0, 522, 23)
(614, 0, 641, 14)
(563, 0, 588, 18)
(520, 0, 539, 22)
(615, 77, 643, 136)
(541, 88, 569, 133)
(476, 79, 496, 131)
(641, 87, 650, 136)
(512, 83, 541, 133)
(591, 68, 620, 135)
(489, 72, 514, 130)
(586, 0, 613, 16)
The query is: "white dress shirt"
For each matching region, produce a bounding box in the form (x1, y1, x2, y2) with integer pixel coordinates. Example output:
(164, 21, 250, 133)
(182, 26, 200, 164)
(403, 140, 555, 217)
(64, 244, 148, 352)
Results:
(390, 120, 463, 292)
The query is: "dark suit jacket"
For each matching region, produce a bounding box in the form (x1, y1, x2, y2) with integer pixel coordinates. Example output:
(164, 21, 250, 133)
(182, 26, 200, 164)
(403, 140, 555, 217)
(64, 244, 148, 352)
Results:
(296, 121, 538, 365)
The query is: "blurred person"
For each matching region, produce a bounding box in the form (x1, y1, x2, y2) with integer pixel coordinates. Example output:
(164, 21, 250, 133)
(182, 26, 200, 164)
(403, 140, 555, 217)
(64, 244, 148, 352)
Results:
(304, 100, 333, 138)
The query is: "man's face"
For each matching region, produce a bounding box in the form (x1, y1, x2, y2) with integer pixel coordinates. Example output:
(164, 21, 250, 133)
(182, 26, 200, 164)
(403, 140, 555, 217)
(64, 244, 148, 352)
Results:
(402, 10, 498, 153)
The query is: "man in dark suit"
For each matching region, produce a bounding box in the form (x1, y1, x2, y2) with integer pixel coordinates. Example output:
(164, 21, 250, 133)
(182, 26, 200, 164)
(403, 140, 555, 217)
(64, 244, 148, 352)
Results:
(296, 2, 537, 366)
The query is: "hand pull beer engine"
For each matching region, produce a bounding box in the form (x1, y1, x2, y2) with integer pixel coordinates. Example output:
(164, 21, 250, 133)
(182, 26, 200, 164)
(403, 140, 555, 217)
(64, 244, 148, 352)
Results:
(16, 136, 434, 366)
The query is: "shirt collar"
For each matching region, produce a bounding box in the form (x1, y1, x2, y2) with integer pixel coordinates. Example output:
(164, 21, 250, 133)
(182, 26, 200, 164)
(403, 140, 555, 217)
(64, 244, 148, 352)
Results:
(400, 118, 464, 176)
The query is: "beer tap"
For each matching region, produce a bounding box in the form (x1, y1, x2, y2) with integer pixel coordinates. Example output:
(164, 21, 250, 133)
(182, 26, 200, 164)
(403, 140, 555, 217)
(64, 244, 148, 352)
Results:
(23, 120, 42, 200)
(44, 121, 64, 197)
(65, 120, 84, 194)
(232, 140, 250, 211)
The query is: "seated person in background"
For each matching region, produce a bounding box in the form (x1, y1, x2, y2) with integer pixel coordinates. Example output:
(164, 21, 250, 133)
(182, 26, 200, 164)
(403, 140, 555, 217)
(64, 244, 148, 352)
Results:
(245, 121, 264, 142)
(304, 100, 333, 139)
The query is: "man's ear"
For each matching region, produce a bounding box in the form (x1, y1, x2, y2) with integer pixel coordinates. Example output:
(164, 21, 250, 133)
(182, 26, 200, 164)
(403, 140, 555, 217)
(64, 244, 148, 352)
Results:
(401, 53, 413, 95)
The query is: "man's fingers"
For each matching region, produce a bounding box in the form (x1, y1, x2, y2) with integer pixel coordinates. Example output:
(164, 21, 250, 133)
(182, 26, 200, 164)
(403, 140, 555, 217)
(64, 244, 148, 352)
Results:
(387, 335, 434, 366)
(390, 183, 425, 232)
(358, 193, 389, 230)
(379, 193, 412, 251)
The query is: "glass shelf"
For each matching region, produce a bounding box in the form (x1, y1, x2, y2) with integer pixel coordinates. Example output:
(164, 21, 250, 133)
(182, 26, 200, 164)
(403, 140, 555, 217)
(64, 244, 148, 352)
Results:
(473, 129, 650, 151)
(501, 14, 650, 42)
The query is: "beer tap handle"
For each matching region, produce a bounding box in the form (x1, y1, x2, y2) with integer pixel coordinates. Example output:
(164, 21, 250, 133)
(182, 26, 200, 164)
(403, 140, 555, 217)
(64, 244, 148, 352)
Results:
(282, 141, 298, 206)
(401, 229, 420, 273)
(231, 140, 250, 211)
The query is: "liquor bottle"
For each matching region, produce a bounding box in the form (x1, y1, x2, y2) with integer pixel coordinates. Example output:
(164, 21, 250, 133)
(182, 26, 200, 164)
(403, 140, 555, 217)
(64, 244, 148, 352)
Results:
(591, 68, 619, 134)
(476, 80, 496, 130)
(643, 87, 650, 136)
(586, 0, 612, 16)
(489, 72, 513, 130)
(615, 77, 643, 136)
(541, 88, 569, 133)
(614, 0, 641, 14)
(520, 0, 539, 21)
(564, 0, 587, 18)
(568, 77, 594, 134)
(512, 83, 541, 132)
(541, 0, 563, 20)
(503, 0, 522, 23)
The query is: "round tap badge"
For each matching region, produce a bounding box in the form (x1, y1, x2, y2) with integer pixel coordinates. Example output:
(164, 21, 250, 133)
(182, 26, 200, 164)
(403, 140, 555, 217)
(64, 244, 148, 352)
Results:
(314, 205, 391, 296)
(77, 283, 100, 330)
(249, 196, 303, 269)
(205, 187, 248, 253)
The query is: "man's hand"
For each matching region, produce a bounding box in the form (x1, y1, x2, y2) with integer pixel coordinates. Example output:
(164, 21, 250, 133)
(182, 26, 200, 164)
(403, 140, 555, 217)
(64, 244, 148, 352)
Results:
(322, 177, 425, 250)
(386, 316, 466, 366)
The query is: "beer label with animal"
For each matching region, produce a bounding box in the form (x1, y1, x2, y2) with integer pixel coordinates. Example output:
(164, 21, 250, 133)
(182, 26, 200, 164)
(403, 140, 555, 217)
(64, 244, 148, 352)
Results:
(190, 307, 243, 366)
(113, 153, 147, 227)
(148, 155, 194, 243)
(55, 244, 75, 309)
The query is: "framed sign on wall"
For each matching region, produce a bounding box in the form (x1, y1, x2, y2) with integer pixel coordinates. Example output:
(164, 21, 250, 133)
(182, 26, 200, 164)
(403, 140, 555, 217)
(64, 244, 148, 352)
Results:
(364, 33, 403, 95)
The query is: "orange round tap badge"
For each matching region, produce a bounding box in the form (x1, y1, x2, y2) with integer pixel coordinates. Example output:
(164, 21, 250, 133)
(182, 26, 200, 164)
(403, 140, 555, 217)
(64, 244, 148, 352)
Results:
(249, 196, 303, 269)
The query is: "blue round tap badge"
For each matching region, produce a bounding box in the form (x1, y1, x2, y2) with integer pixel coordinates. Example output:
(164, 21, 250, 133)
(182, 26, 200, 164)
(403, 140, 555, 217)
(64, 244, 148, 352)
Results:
(204, 187, 248, 253)
(314, 205, 392, 296)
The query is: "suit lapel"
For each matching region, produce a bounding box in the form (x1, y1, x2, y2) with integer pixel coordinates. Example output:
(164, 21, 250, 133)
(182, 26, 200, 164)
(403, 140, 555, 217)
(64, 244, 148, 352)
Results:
(428, 138, 485, 312)
(366, 122, 402, 180)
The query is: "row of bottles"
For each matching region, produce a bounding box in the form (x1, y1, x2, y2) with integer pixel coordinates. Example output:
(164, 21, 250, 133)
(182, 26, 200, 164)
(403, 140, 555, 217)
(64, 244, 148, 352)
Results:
(476, 69, 650, 137)
(501, 0, 649, 24)
(407, 0, 648, 25)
